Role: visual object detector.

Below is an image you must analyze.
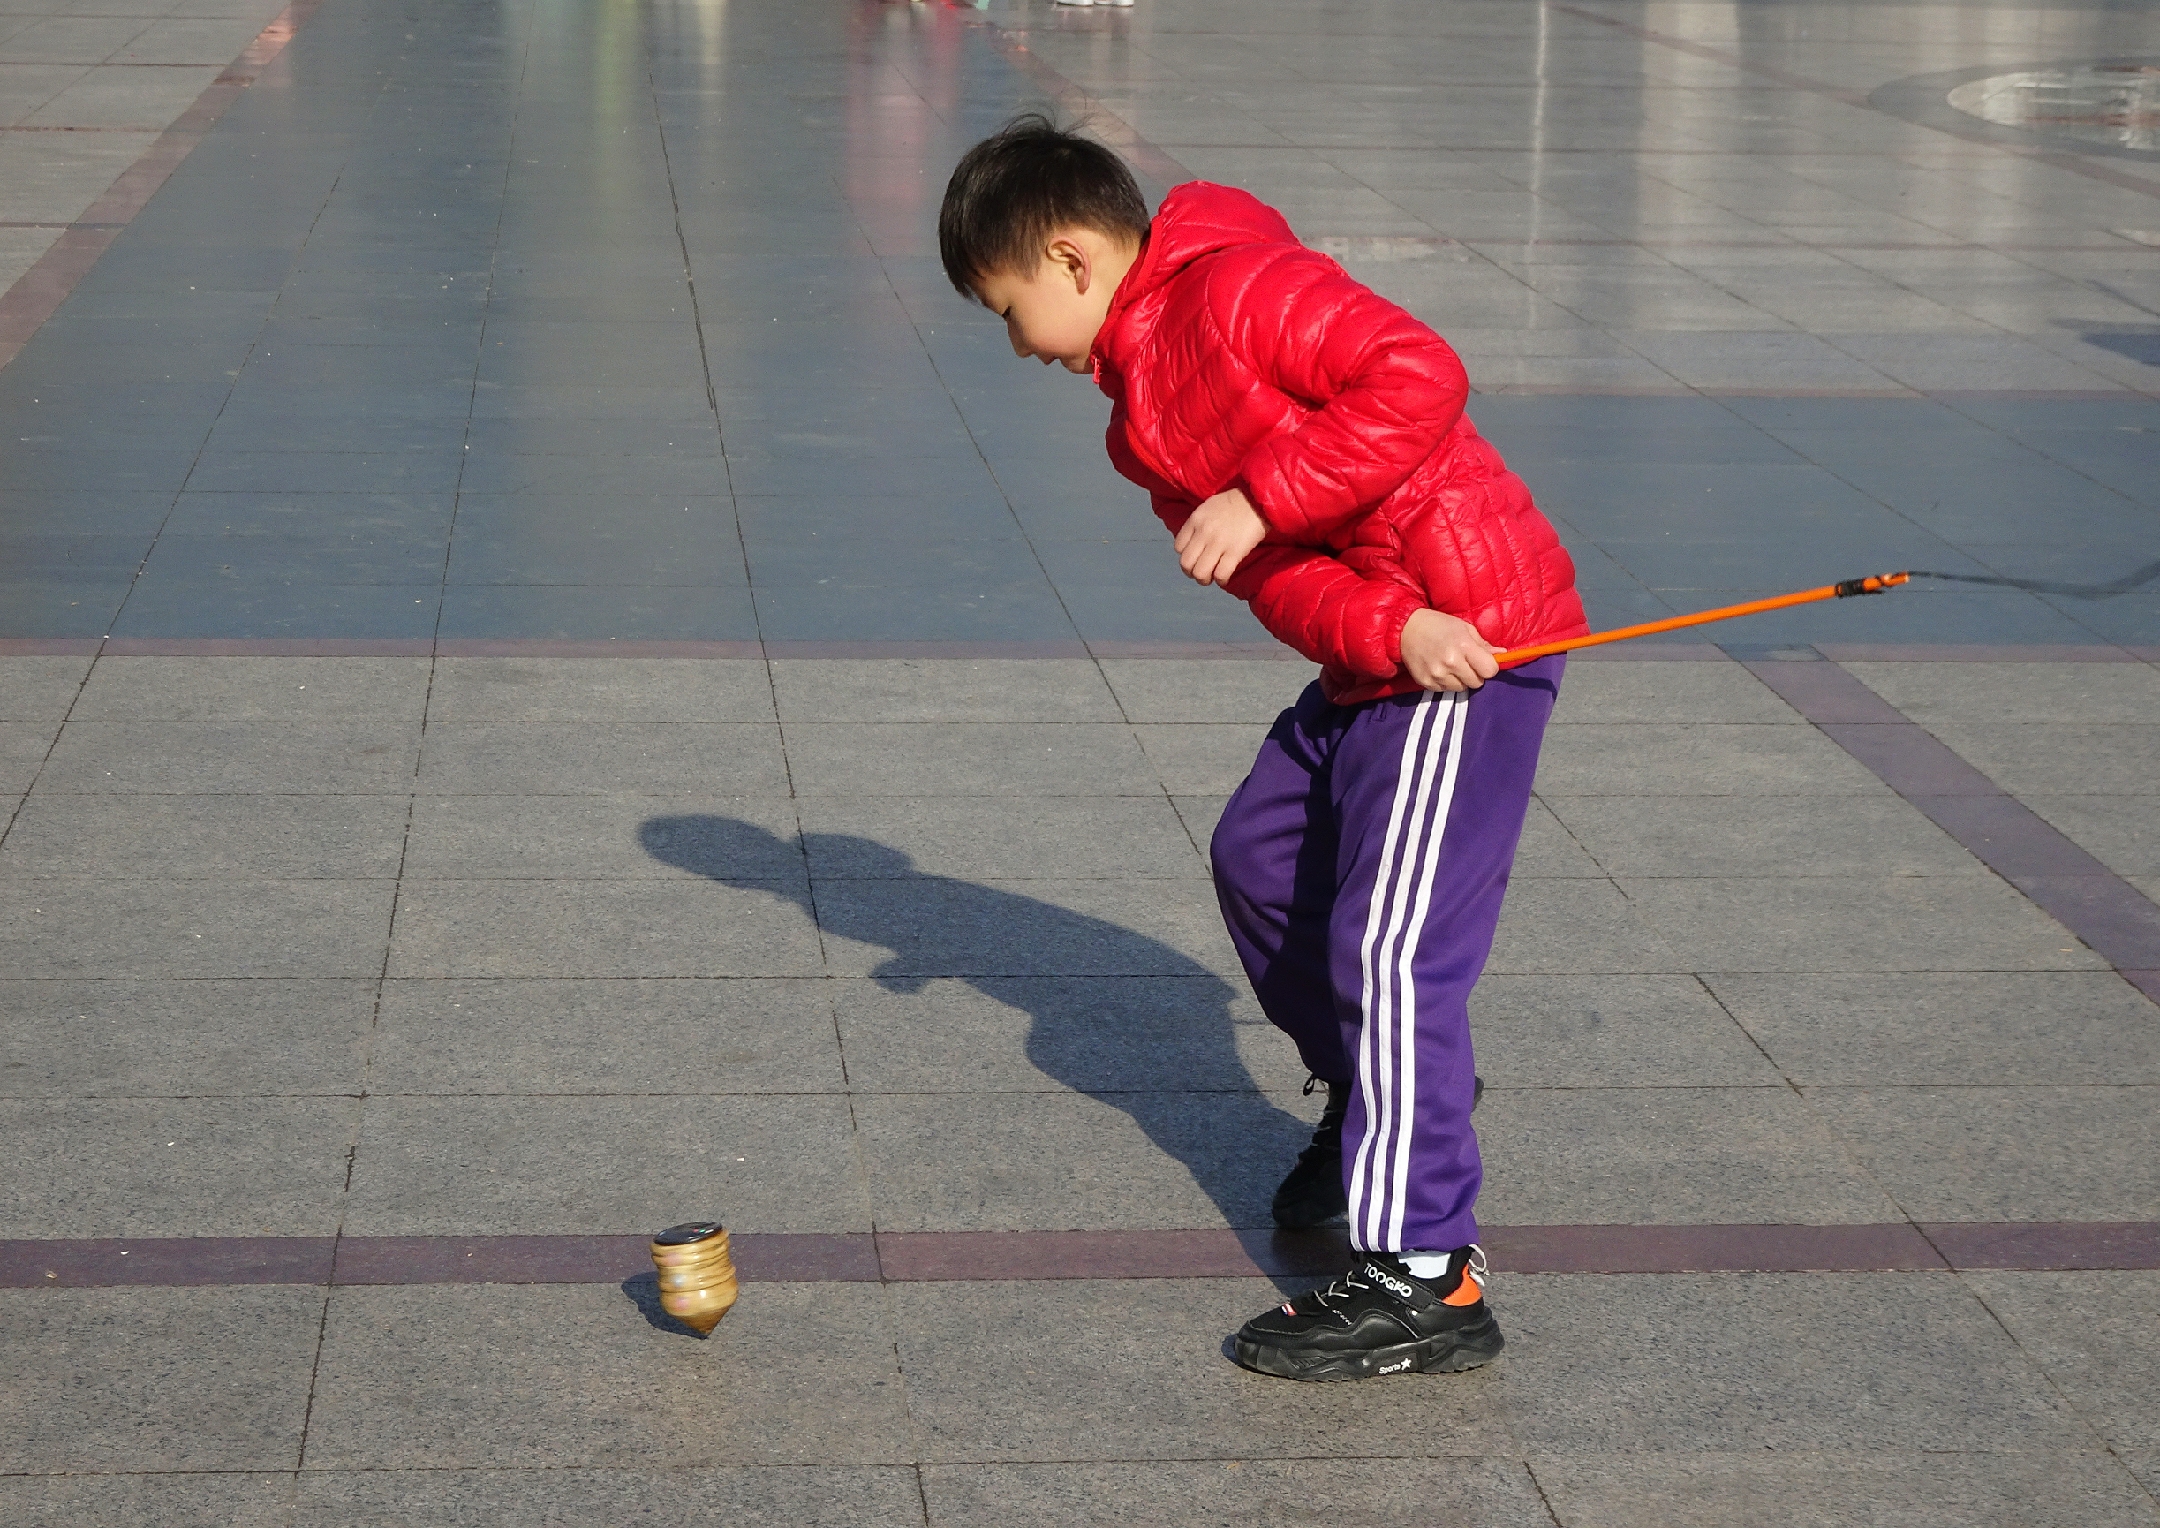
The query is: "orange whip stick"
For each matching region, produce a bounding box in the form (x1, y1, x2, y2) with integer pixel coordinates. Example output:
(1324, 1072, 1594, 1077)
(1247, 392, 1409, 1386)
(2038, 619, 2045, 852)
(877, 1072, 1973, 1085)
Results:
(1494, 571, 1911, 669)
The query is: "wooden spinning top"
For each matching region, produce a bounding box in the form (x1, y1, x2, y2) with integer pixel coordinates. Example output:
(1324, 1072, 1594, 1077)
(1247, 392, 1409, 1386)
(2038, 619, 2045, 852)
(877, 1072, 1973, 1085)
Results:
(650, 1221, 739, 1335)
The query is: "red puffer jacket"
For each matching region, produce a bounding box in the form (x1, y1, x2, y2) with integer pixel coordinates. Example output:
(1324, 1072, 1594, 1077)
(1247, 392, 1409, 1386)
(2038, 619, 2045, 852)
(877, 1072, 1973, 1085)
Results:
(1090, 182, 1587, 706)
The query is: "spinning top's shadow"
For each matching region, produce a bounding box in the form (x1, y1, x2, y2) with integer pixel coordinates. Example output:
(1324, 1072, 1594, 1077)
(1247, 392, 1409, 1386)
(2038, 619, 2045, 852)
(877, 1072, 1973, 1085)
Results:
(621, 1270, 712, 1339)
(636, 813, 1309, 1232)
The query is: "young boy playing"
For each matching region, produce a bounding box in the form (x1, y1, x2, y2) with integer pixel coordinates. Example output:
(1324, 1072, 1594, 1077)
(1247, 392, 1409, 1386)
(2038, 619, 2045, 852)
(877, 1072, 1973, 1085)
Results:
(938, 117, 1588, 1382)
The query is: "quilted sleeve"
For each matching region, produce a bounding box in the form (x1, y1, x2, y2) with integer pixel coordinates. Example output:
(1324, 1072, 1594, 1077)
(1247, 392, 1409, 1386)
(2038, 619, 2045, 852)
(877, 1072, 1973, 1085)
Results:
(1220, 251, 1469, 542)
(1222, 542, 1426, 680)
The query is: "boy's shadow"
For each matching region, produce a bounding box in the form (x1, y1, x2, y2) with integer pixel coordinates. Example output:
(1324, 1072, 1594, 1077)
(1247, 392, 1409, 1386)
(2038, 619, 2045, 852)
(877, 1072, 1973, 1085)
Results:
(637, 813, 1311, 1231)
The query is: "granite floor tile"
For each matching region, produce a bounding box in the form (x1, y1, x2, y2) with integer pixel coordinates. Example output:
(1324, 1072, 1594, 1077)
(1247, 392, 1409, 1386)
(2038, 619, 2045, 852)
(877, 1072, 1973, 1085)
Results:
(1514, 798, 1609, 878)
(783, 723, 1158, 797)
(1805, 1087, 2160, 1223)
(1497, 1272, 2088, 1453)
(1486, 879, 1686, 975)
(369, 977, 844, 1095)
(1131, 723, 1273, 796)
(1, 791, 409, 876)
(0, 1474, 299, 1528)
(1095, 659, 1316, 724)
(0, 1094, 359, 1236)
(1476, 1086, 1899, 1226)
(401, 794, 800, 880)
(1706, 971, 2160, 1087)
(810, 876, 1239, 980)
(1546, 793, 1981, 879)
(387, 878, 823, 978)
(2016, 796, 2160, 881)
(0, 655, 90, 722)
(1920, 725, 2160, 800)
(341, 1091, 867, 1235)
(0, 877, 393, 977)
(1533, 724, 1889, 797)
(302, 1283, 912, 1469)
(894, 1279, 1505, 1464)
(854, 1087, 1312, 1232)
(798, 795, 1203, 882)
(1964, 1272, 2160, 1452)
(38, 720, 423, 793)
(0, 1288, 323, 1473)
(1842, 662, 2160, 727)
(0, 978, 371, 1096)
(1470, 974, 1781, 1088)
(70, 656, 431, 719)
(1530, 1450, 2160, 1528)
(1616, 876, 2109, 973)
(292, 1467, 925, 1528)
(416, 722, 789, 795)
(425, 658, 775, 723)
(770, 659, 1118, 724)
(1549, 661, 1801, 725)
(922, 1459, 1553, 1528)
(0, 718, 55, 794)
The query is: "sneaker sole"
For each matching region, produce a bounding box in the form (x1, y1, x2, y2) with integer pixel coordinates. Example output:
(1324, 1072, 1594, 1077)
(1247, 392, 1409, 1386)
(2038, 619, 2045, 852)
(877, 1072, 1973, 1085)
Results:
(1231, 1313, 1504, 1382)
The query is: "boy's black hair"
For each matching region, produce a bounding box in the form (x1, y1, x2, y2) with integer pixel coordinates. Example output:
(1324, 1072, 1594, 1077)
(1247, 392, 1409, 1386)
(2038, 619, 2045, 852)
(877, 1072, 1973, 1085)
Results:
(938, 114, 1149, 299)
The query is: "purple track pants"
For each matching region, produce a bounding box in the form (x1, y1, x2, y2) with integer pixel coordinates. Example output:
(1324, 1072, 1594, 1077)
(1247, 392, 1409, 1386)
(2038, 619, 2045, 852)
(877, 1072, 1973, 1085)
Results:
(1210, 656, 1563, 1255)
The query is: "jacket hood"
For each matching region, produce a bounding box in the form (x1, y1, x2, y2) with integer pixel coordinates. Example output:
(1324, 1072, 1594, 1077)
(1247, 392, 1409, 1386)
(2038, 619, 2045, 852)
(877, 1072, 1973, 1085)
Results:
(1097, 183, 1299, 353)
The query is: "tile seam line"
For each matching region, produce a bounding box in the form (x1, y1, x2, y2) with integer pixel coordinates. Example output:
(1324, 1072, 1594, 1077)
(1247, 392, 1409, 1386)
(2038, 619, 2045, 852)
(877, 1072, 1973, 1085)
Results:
(0, 0, 328, 372)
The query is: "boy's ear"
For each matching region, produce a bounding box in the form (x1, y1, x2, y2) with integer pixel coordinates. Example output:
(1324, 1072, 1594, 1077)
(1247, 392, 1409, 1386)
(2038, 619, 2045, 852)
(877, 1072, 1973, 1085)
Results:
(1045, 234, 1093, 294)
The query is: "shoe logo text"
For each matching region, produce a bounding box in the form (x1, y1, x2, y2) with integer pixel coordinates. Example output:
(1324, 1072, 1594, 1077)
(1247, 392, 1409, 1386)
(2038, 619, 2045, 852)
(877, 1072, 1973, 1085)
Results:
(1366, 1264, 1415, 1299)
(1377, 1358, 1413, 1374)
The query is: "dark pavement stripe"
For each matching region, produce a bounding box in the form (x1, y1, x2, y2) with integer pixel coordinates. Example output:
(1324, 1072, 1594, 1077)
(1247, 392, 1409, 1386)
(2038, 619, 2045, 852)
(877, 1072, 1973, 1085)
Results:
(1746, 656, 2160, 1002)
(5, 1224, 2156, 1289)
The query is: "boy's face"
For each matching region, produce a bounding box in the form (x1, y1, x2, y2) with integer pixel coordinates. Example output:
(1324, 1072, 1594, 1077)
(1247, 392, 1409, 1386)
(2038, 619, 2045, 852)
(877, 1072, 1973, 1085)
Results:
(973, 229, 1132, 373)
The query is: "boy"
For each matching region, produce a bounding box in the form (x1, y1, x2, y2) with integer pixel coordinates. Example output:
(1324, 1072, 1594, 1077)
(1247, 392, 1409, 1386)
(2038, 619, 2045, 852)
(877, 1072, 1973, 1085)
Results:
(938, 117, 1588, 1382)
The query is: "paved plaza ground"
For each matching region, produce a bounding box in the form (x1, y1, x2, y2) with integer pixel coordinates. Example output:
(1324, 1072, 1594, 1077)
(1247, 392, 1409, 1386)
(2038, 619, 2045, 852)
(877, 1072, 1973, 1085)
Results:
(1, 0, 2157, 1523)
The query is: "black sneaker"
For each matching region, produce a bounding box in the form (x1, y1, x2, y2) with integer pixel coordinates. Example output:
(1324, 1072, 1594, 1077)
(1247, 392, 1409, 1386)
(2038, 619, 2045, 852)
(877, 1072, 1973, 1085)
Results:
(1231, 1245, 1503, 1382)
(1271, 1075, 1485, 1231)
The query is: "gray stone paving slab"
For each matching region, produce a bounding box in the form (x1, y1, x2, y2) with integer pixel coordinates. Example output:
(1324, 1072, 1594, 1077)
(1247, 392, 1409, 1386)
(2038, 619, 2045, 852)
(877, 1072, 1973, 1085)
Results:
(1615, 875, 2110, 972)
(1470, 974, 1783, 1088)
(768, 661, 1123, 726)
(415, 722, 790, 796)
(1551, 662, 1808, 725)
(0, 1474, 297, 1528)
(782, 722, 1159, 798)
(1807, 1088, 2160, 1223)
(1706, 972, 2160, 1087)
(1546, 792, 1983, 879)
(38, 719, 423, 793)
(1475, 1087, 1902, 1227)
(425, 658, 775, 724)
(0, 654, 86, 722)
(1095, 659, 1315, 724)
(1496, 1273, 2089, 1454)
(369, 978, 845, 1097)
(71, 656, 431, 719)
(0, 978, 371, 1096)
(341, 1093, 868, 1237)
(2023, 796, 2160, 880)
(893, 1278, 1502, 1465)
(1, 791, 409, 876)
(0, 1094, 357, 1236)
(1132, 722, 1276, 796)
(401, 794, 800, 880)
(1845, 662, 2160, 727)
(1920, 723, 2160, 799)
(921, 1459, 1554, 1528)
(799, 795, 1203, 882)
(855, 1087, 1311, 1233)
(810, 877, 1241, 981)
(0, 1287, 322, 1472)
(302, 1284, 912, 1468)
(0, 717, 53, 794)
(1485, 879, 1687, 975)
(1530, 1451, 2160, 1528)
(0, 877, 393, 977)
(292, 1467, 926, 1528)
(1534, 723, 1892, 797)
(387, 880, 822, 979)
(1966, 1272, 2160, 1451)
